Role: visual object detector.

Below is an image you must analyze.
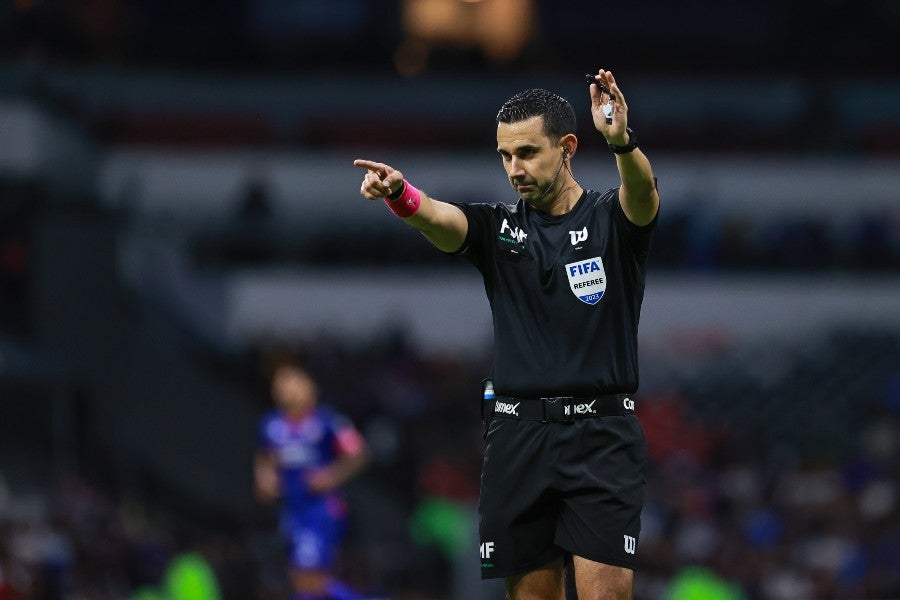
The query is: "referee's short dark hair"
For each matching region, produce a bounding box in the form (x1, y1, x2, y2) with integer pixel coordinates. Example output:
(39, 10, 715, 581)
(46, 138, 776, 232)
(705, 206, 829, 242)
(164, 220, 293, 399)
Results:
(496, 89, 577, 144)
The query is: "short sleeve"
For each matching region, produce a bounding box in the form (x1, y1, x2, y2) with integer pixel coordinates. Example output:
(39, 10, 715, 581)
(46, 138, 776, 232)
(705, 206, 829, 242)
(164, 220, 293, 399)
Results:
(611, 181, 659, 260)
(443, 202, 497, 272)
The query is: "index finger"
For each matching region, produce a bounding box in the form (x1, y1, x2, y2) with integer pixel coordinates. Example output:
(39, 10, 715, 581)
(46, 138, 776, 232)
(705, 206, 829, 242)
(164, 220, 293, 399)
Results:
(353, 159, 388, 176)
(605, 71, 624, 96)
(589, 82, 607, 108)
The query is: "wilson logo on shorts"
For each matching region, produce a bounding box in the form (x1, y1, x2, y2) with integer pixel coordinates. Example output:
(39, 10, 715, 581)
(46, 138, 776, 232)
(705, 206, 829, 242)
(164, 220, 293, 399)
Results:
(624, 535, 636, 555)
(564, 256, 607, 305)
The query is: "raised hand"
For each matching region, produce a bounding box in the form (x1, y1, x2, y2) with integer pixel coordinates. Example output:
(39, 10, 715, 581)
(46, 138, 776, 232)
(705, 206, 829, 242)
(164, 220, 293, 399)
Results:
(588, 69, 630, 146)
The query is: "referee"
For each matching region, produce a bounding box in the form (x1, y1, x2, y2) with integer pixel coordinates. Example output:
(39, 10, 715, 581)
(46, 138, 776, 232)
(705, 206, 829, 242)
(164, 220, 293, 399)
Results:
(355, 68, 659, 600)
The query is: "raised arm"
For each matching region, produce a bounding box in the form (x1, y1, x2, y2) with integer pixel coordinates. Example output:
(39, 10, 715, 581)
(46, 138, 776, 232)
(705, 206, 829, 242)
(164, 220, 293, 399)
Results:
(353, 159, 469, 253)
(588, 69, 660, 227)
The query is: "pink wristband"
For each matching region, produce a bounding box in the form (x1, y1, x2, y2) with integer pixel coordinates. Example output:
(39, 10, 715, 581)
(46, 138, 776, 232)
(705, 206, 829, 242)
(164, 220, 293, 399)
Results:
(384, 180, 421, 218)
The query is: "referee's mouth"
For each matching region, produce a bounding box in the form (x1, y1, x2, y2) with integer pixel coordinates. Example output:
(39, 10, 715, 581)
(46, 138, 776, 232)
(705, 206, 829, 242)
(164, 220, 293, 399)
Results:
(512, 180, 535, 191)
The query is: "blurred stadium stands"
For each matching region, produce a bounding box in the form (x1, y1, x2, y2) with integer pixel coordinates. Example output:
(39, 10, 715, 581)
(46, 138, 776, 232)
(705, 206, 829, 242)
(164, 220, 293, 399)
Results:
(1, 1, 899, 598)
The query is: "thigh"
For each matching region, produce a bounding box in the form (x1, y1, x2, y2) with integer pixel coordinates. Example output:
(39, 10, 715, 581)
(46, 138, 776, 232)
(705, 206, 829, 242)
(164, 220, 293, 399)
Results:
(285, 523, 332, 571)
(504, 557, 565, 600)
(572, 555, 633, 600)
(479, 418, 564, 579)
(282, 501, 346, 571)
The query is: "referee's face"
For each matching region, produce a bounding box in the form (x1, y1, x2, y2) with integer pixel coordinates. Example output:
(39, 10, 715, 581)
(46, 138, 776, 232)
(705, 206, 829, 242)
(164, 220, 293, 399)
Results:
(497, 115, 561, 205)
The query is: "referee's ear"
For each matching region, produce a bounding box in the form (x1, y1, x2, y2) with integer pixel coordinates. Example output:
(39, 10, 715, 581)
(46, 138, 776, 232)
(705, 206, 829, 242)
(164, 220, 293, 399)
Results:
(560, 133, 577, 161)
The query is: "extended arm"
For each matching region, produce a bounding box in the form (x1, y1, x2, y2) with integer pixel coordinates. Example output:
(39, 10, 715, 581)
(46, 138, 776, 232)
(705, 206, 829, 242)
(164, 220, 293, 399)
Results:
(354, 159, 469, 252)
(589, 69, 659, 226)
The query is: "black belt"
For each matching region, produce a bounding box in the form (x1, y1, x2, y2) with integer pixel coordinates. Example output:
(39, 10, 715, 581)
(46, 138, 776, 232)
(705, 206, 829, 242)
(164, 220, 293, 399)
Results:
(486, 394, 635, 422)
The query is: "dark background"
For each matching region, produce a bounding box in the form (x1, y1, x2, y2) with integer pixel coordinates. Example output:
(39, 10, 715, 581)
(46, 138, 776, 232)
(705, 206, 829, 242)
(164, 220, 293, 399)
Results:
(1, 1, 899, 599)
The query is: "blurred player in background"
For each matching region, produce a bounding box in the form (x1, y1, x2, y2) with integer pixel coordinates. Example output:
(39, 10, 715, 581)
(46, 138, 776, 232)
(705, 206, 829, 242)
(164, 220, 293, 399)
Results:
(354, 68, 659, 600)
(255, 361, 369, 600)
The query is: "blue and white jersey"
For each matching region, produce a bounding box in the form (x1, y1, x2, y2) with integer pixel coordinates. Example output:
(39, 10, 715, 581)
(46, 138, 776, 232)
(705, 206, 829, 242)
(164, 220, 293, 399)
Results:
(258, 406, 364, 513)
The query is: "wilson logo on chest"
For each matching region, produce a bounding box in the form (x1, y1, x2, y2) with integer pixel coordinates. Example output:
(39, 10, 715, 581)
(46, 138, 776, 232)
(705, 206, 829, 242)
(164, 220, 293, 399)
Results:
(569, 227, 588, 246)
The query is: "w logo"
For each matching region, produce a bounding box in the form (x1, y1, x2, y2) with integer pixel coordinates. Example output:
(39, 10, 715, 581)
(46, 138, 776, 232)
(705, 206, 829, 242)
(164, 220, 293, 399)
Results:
(623, 535, 636, 555)
(569, 227, 588, 246)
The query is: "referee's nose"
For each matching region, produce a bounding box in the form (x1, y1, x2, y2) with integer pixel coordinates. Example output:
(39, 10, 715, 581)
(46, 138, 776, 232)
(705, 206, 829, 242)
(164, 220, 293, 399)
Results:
(508, 155, 526, 178)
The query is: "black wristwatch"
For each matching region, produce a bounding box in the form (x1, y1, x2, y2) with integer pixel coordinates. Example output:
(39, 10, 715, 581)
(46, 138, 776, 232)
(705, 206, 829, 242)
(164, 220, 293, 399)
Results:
(607, 127, 638, 154)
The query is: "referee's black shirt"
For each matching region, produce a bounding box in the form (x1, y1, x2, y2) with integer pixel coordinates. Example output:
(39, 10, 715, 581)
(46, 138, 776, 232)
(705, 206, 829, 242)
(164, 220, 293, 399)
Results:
(451, 188, 656, 398)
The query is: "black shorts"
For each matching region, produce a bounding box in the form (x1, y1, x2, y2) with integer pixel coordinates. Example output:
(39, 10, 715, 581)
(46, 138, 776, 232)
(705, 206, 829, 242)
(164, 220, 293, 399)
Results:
(478, 414, 647, 579)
